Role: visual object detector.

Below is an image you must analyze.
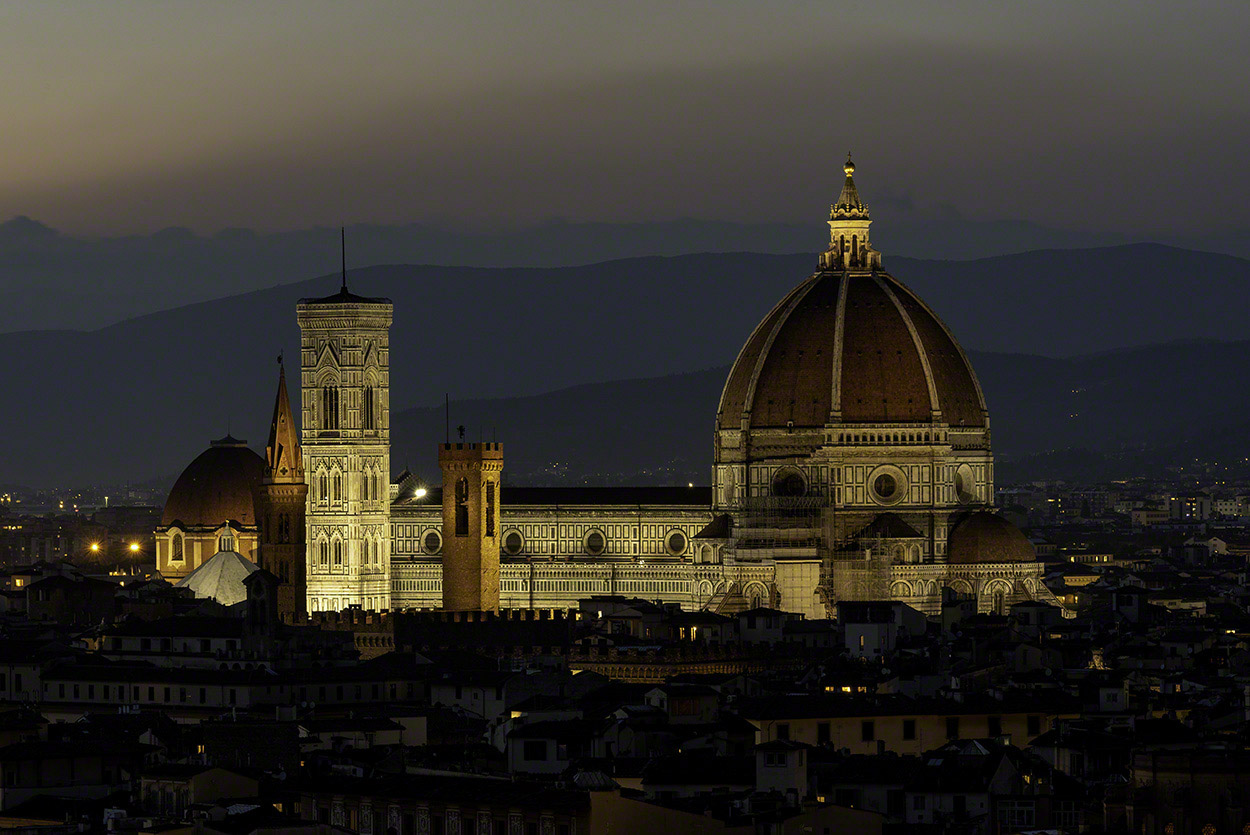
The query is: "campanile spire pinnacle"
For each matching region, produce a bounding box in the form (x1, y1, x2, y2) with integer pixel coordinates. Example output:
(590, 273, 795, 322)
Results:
(264, 358, 303, 484)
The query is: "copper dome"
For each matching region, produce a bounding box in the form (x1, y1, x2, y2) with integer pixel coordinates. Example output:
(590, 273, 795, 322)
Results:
(717, 270, 987, 430)
(160, 436, 266, 528)
(946, 511, 1035, 564)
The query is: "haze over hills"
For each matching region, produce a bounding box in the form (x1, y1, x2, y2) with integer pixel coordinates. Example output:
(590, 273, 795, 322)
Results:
(5, 210, 1250, 333)
(390, 339, 1250, 488)
(4, 246, 1250, 488)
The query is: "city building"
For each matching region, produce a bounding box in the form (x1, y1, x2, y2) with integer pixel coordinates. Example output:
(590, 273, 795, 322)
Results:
(154, 158, 1058, 620)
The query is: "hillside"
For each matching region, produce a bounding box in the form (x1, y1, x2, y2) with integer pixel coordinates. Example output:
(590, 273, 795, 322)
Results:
(389, 340, 1250, 487)
(3, 245, 1250, 487)
(0, 212, 1136, 333)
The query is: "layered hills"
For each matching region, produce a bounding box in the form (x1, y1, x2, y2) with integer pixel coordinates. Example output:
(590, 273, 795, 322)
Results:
(3, 245, 1249, 487)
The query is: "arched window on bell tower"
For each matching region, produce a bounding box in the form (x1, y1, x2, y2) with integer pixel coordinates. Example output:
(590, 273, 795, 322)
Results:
(364, 385, 375, 430)
(321, 384, 340, 430)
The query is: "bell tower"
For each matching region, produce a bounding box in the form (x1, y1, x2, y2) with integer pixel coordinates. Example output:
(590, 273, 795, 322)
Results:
(297, 249, 393, 613)
(255, 359, 308, 620)
(439, 440, 503, 612)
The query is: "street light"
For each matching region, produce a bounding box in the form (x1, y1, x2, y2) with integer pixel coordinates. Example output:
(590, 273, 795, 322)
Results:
(90, 542, 100, 553)
(129, 542, 140, 553)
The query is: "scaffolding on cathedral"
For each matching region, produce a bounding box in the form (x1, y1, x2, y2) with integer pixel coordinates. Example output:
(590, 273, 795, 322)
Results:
(731, 495, 825, 561)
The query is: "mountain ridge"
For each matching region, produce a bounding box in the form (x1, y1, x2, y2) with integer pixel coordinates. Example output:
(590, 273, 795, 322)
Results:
(4, 247, 1250, 487)
(2, 209, 1249, 333)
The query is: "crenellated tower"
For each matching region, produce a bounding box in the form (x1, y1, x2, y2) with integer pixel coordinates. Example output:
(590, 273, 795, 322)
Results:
(297, 261, 393, 613)
(439, 441, 503, 612)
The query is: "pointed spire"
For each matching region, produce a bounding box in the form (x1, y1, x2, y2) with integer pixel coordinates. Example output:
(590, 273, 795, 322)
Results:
(831, 152, 870, 220)
(820, 152, 881, 271)
(264, 356, 304, 484)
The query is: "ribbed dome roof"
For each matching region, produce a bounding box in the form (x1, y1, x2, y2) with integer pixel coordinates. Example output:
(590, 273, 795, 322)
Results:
(947, 511, 1035, 564)
(174, 548, 259, 606)
(717, 270, 987, 430)
(161, 436, 265, 528)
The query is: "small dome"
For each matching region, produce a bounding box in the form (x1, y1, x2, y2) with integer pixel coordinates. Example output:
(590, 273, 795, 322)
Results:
(161, 436, 265, 528)
(174, 548, 259, 606)
(718, 271, 986, 431)
(947, 512, 1036, 564)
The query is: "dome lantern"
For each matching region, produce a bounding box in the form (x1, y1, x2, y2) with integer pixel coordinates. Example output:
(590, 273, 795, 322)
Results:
(820, 153, 881, 271)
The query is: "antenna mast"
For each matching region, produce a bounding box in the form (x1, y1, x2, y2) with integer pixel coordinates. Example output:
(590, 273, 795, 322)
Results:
(340, 227, 347, 291)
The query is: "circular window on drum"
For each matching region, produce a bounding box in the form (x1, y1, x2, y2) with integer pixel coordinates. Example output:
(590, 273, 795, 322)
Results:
(422, 529, 442, 555)
(954, 463, 977, 504)
(771, 468, 806, 497)
(584, 529, 607, 556)
(868, 465, 908, 506)
(665, 530, 688, 557)
(502, 529, 524, 556)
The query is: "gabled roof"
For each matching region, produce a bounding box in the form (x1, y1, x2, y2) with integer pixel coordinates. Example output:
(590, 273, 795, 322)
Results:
(695, 514, 732, 539)
(398, 486, 711, 508)
(853, 513, 923, 541)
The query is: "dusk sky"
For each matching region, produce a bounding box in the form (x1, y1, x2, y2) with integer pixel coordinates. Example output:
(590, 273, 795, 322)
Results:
(2, 2, 1248, 237)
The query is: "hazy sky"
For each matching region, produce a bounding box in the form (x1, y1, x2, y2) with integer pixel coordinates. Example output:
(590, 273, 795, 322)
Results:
(1, 2, 1247, 236)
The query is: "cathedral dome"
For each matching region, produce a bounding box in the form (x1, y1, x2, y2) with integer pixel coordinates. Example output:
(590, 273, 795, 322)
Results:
(717, 272, 986, 430)
(946, 511, 1035, 564)
(717, 159, 986, 433)
(161, 436, 266, 528)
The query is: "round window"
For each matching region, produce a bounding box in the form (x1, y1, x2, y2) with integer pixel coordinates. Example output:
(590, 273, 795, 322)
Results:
(503, 530, 524, 556)
(874, 473, 896, 499)
(666, 531, 688, 556)
(585, 531, 606, 556)
(423, 530, 442, 554)
(869, 466, 907, 505)
(954, 464, 977, 504)
(772, 470, 806, 497)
